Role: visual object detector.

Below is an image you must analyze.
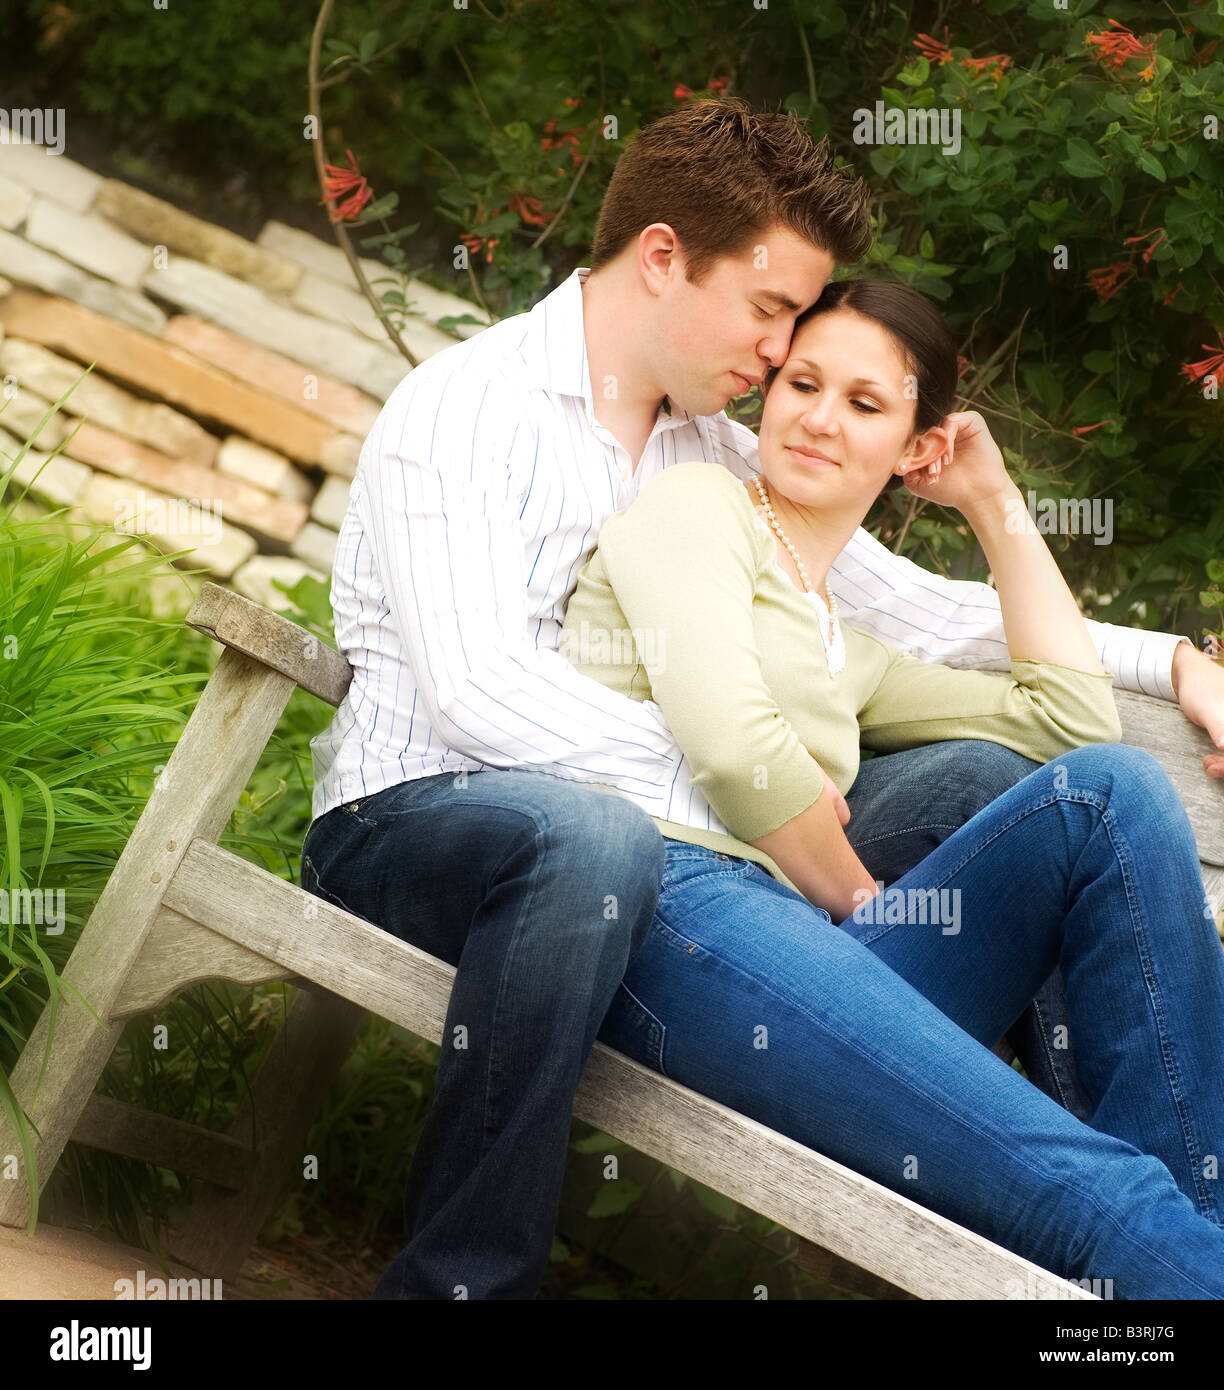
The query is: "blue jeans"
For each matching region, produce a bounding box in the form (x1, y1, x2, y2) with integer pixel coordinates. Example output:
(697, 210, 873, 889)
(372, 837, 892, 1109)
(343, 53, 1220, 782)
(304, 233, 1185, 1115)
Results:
(842, 741, 1090, 1116)
(301, 741, 1151, 1298)
(301, 772, 665, 1299)
(597, 744, 1224, 1298)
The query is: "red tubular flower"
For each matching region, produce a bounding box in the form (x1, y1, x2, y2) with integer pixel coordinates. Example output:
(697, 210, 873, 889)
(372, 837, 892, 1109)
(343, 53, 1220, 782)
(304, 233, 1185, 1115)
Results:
(321, 148, 373, 222)
(914, 31, 954, 65)
(1087, 261, 1136, 302)
(962, 54, 1011, 78)
(460, 232, 499, 264)
(1162, 284, 1183, 308)
(1085, 19, 1158, 80)
(1181, 334, 1224, 384)
(1123, 227, 1166, 263)
(509, 192, 550, 228)
(674, 84, 694, 101)
(1072, 419, 1115, 435)
(956, 355, 972, 380)
(709, 75, 730, 95)
(541, 115, 585, 171)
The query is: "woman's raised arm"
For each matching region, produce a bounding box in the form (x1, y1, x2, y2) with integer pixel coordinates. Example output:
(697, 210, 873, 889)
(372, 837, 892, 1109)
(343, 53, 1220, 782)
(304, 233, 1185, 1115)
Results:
(901, 411, 1106, 676)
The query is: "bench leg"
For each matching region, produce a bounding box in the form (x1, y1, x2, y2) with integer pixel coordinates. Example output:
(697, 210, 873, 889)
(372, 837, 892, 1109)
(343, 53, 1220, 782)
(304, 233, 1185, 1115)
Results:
(165, 985, 367, 1281)
(0, 647, 296, 1231)
(0, 1005, 127, 1230)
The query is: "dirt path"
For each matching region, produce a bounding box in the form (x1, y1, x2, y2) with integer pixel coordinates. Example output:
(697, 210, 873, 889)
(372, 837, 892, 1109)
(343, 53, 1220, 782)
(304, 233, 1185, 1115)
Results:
(0, 1221, 366, 1300)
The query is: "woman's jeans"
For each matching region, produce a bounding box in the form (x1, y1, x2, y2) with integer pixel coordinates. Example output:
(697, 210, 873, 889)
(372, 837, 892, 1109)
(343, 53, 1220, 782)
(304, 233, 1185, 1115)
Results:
(840, 740, 1089, 1113)
(598, 744, 1224, 1299)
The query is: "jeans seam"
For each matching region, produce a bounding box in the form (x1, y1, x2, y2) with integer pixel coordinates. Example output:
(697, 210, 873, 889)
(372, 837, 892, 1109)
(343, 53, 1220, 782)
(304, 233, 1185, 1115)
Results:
(849, 822, 964, 852)
(660, 857, 755, 894)
(851, 788, 1085, 950)
(667, 928, 1220, 1295)
(300, 854, 361, 917)
(1027, 987, 1077, 1112)
(1100, 805, 1218, 1223)
(613, 982, 668, 1076)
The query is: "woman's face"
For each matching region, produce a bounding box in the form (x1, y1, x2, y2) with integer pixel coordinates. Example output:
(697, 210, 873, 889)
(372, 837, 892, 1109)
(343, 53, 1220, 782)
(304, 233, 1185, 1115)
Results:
(757, 307, 926, 510)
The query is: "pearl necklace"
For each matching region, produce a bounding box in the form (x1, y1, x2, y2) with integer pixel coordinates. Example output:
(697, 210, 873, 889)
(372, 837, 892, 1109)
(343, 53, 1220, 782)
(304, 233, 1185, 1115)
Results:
(751, 473, 840, 640)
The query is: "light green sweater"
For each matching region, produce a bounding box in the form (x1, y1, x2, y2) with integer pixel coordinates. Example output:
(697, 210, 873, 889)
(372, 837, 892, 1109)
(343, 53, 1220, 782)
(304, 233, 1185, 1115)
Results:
(561, 461, 1124, 892)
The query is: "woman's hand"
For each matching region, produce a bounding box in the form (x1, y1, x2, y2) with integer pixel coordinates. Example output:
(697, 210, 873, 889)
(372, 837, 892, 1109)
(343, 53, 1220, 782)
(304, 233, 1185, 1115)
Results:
(899, 410, 1017, 518)
(813, 754, 851, 827)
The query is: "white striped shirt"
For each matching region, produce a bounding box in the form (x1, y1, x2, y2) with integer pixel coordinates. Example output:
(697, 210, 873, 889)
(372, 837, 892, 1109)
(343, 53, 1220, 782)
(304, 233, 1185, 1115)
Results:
(310, 267, 1186, 824)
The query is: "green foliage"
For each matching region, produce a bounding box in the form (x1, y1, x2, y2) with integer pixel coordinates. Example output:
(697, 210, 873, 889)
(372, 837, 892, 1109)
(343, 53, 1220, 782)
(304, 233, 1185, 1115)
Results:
(562, 1123, 837, 1299)
(0, 395, 351, 1247)
(0, 400, 205, 1232)
(8, 0, 1222, 1292)
(855, 9, 1224, 637)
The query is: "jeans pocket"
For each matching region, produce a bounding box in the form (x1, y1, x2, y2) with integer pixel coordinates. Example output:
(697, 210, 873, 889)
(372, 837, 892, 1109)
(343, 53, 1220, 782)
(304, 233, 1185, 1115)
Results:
(341, 795, 386, 827)
(660, 846, 755, 894)
(300, 853, 362, 917)
(598, 982, 668, 1077)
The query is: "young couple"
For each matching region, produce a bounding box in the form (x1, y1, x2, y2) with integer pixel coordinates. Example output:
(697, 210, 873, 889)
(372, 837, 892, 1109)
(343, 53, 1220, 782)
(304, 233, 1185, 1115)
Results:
(302, 97, 1224, 1300)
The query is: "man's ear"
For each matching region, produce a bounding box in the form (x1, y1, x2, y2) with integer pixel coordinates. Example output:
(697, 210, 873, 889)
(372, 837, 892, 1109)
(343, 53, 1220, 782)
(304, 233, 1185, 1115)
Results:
(898, 422, 951, 479)
(638, 223, 682, 296)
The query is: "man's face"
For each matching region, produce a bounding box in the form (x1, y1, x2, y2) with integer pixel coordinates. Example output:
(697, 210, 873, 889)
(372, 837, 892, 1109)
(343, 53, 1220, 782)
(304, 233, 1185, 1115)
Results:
(651, 223, 835, 417)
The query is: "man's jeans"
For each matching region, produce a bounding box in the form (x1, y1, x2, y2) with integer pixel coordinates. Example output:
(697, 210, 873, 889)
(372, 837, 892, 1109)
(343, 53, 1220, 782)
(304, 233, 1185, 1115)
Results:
(302, 740, 1091, 1298)
(598, 744, 1224, 1298)
(301, 773, 665, 1298)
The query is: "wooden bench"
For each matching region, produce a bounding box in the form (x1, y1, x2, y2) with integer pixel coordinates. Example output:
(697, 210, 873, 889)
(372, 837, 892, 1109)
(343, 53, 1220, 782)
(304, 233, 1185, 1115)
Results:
(1, 581, 1221, 1300)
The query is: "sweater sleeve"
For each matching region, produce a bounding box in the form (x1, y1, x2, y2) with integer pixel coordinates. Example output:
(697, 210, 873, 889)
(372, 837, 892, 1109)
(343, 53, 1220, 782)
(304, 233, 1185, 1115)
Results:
(593, 462, 828, 840)
(856, 635, 1124, 762)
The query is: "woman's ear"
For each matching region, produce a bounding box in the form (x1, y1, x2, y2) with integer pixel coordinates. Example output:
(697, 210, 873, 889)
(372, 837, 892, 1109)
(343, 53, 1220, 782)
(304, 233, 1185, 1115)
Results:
(897, 422, 951, 479)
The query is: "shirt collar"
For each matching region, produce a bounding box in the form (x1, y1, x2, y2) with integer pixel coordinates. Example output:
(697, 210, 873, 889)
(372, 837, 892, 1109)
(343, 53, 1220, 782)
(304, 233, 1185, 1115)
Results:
(523, 266, 696, 430)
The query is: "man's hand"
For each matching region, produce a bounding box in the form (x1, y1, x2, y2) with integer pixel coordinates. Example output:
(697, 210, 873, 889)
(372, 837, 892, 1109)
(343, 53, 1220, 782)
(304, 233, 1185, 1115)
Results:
(1171, 642, 1224, 780)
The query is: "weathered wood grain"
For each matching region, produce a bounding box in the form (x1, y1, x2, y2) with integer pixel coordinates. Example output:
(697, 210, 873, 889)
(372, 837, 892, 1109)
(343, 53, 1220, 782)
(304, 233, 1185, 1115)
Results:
(69, 1095, 251, 1192)
(0, 648, 295, 1229)
(112, 902, 293, 1020)
(163, 837, 1096, 1300)
(186, 580, 351, 707)
(1115, 689, 1224, 866)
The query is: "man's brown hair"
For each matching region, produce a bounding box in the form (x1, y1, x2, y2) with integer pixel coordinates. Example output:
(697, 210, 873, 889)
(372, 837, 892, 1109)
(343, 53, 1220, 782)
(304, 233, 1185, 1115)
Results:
(589, 97, 873, 282)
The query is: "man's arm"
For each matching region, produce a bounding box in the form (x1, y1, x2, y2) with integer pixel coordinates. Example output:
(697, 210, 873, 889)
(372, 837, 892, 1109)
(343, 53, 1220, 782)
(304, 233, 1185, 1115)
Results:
(832, 523, 1190, 700)
(358, 373, 682, 807)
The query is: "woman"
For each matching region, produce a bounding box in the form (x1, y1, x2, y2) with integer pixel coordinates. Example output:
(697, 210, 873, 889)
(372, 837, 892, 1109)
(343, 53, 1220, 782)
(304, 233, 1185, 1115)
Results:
(562, 279, 1224, 1297)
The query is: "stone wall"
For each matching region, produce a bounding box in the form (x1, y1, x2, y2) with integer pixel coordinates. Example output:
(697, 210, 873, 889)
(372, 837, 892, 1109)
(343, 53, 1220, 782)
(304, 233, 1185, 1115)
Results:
(0, 138, 489, 611)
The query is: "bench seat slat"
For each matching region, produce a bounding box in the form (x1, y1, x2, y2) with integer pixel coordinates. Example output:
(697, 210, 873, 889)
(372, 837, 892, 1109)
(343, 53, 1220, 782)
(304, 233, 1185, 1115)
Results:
(162, 836, 1095, 1300)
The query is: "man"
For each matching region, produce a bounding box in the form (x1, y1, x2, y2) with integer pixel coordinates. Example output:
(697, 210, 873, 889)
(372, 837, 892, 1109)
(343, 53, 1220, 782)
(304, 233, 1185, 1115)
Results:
(302, 96, 1224, 1299)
